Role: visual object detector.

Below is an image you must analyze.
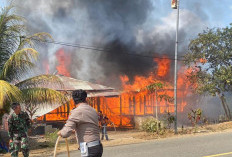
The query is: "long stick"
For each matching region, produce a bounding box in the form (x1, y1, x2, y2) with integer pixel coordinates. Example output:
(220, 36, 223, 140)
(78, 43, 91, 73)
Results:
(65, 138, 70, 157)
(53, 136, 70, 157)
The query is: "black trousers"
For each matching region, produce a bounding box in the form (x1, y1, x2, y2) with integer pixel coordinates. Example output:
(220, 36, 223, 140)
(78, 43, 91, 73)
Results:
(87, 144, 103, 157)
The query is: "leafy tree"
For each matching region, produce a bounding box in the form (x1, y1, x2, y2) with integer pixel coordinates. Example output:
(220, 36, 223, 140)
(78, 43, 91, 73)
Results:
(146, 82, 174, 103)
(184, 24, 232, 120)
(0, 5, 67, 120)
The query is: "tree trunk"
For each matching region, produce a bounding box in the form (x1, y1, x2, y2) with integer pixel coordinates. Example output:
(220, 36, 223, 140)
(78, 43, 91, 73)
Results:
(219, 95, 231, 120)
(224, 97, 232, 120)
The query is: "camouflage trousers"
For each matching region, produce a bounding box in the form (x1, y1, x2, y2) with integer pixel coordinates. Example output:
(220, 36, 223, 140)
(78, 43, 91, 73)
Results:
(9, 136, 29, 157)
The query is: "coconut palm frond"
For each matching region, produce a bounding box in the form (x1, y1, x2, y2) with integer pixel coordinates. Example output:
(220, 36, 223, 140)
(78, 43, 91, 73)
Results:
(21, 88, 68, 106)
(3, 14, 25, 24)
(0, 80, 22, 109)
(18, 32, 53, 49)
(0, 48, 38, 81)
(0, 5, 25, 70)
(5, 24, 25, 34)
(0, 6, 25, 40)
(16, 74, 63, 89)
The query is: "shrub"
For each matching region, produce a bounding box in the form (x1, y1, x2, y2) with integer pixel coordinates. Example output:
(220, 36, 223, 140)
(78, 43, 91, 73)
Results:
(141, 117, 161, 133)
(45, 129, 59, 147)
(163, 112, 175, 129)
(188, 108, 202, 127)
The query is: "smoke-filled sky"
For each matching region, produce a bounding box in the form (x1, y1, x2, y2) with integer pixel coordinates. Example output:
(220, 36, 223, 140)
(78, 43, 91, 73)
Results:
(1, 0, 232, 88)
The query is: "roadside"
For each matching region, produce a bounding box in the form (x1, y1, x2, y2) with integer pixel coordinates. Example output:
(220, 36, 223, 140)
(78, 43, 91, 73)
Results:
(1, 121, 232, 157)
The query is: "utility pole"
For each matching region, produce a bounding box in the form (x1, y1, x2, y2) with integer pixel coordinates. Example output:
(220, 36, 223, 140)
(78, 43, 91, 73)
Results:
(173, 0, 180, 134)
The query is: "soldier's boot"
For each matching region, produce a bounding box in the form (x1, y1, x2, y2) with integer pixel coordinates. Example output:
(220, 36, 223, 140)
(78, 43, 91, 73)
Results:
(10, 150, 19, 157)
(22, 149, 29, 157)
(21, 137, 29, 157)
(9, 142, 19, 157)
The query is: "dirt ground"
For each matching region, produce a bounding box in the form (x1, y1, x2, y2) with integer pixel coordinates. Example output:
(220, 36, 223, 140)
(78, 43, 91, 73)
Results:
(1, 121, 232, 157)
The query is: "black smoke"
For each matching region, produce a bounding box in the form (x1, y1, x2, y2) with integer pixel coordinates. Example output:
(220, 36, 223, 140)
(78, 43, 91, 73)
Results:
(13, 0, 209, 88)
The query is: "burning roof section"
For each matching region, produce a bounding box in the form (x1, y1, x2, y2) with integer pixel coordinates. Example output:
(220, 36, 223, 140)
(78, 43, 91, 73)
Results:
(55, 75, 115, 92)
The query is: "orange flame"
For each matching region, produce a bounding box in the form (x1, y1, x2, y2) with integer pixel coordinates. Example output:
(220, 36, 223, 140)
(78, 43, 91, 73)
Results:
(38, 55, 194, 128)
(154, 56, 170, 77)
(56, 48, 71, 77)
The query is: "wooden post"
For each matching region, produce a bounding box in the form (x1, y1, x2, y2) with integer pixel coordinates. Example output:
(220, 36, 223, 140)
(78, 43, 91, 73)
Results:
(97, 97, 101, 112)
(155, 90, 158, 120)
(43, 115, 46, 122)
(144, 95, 146, 115)
(133, 96, 136, 116)
(129, 96, 132, 115)
(67, 103, 70, 118)
(152, 94, 154, 115)
(120, 96, 122, 127)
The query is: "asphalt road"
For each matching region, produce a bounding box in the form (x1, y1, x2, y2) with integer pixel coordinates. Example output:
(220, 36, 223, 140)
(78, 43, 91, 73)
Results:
(57, 131, 232, 157)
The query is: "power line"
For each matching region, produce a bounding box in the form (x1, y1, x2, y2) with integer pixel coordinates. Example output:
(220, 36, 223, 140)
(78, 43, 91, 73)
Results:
(5, 33, 187, 61)
(34, 38, 187, 61)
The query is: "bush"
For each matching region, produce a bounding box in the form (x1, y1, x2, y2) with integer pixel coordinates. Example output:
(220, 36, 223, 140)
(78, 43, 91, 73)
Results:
(45, 129, 59, 147)
(141, 117, 161, 133)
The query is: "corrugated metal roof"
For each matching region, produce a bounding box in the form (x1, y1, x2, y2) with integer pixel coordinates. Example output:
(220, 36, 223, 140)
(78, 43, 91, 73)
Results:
(31, 75, 120, 118)
(87, 91, 120, 97)
(52, 75, 115, 92)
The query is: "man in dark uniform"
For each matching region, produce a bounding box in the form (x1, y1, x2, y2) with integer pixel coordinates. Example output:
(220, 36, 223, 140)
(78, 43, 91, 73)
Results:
(8, 102, 31, 157)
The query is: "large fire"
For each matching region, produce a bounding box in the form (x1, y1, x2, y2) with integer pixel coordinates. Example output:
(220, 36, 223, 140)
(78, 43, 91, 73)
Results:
(38, 51, 192, 128)
(154, 56, 170, 78)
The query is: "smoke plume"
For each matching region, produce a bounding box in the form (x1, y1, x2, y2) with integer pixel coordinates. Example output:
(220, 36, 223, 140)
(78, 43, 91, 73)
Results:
(11, 0, 231, 121)
(12, 0, 226, 87)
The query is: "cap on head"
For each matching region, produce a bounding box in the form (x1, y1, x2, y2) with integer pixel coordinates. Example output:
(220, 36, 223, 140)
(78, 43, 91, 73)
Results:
(11, 102, 20, 110)
(72, 89, 87, 104)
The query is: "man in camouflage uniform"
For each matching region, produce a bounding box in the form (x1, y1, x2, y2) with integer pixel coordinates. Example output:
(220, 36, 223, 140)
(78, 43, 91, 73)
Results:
(8, 102, 31, 157)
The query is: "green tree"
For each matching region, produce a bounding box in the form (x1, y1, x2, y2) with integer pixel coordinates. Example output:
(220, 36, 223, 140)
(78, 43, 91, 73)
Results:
(184, 24, 232, 120)
(0, 5, 67, 119)
(146, 82, 174, 103)
(0, 5, 24, 72)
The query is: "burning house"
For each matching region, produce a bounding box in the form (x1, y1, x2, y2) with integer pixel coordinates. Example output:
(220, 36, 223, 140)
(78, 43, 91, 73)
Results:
(13, 0, 227, 129)
(36, 75, 120, 122)
(36, 55, 193, 129)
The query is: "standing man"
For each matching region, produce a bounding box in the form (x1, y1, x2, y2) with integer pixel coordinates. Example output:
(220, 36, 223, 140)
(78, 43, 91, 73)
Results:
(100, 114, 109, 141)
(58, 90, 103, 157)
(8, 102, 31, 157)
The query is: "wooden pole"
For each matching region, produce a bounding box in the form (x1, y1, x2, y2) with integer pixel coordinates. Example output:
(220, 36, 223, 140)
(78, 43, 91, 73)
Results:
(144, 95, 146, 115)
(133, 96, 136, 116)
(54, 136, 70, 157)
(120, 96, 122, 127)
(97, 97, 100, 112)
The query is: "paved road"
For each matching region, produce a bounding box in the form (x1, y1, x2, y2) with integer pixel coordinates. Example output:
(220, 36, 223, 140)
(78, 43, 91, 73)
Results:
(57, 131, 232, 157)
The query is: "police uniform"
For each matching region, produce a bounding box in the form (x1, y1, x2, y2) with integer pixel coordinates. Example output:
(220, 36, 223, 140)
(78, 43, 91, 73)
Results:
(8, 111, 31, 157)
(60, 103, 103, 157)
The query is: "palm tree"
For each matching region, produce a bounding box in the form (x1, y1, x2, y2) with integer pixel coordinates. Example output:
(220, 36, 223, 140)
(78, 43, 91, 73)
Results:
(0, 5, 24, 72)
(0, 5, 68, 119)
